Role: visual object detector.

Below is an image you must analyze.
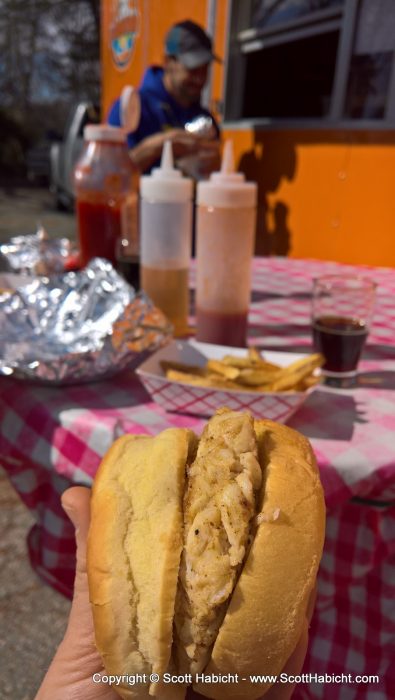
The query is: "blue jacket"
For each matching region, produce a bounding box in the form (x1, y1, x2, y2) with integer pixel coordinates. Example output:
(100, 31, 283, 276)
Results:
(107, 66, 219, 169)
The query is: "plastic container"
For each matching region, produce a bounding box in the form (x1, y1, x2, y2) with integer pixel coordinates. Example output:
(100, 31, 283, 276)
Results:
(74, 124, 139, 272)
(140, 141, 193, 336)
(195, 140, 257, 347)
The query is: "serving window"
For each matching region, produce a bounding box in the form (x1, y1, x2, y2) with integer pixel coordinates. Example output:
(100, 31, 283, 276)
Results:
(224, 0, 395, 126)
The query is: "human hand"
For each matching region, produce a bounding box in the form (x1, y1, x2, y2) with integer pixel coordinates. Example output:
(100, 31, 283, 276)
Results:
(35, 487, 118, 700)
(169, 128, 204, 158)
(176, 138, 221, 179)
(35, 487, 315, 700)
(157, 128, 204, 159)
(129, 128, 205, 173)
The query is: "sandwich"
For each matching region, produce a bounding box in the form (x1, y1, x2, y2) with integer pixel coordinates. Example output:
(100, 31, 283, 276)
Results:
(87, 408, 325, 699)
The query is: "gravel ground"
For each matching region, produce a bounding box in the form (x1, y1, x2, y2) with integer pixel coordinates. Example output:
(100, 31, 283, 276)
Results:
(1, 185, 74, 699)
(0, 466, 71, 699)
(0, 186, 76, 243)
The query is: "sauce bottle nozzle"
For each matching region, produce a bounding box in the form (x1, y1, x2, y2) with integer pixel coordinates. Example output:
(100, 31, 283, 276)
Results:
(198, 138, 257, 206)
(150, 140, 181, 179)
(161, 140, 174, 171)
(140, 138, 193, 200)
(221, 140, 235, 174)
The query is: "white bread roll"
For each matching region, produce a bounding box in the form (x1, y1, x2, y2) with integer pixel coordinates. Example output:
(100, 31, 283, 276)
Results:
(87, 429, 196, 699)
(193, 419, 325, 699)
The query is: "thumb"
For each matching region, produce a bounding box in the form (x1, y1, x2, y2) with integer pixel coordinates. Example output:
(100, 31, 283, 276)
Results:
(34, 488, 111, 699)
(61, 486, 91, 596)
(36, 486, 99, 670)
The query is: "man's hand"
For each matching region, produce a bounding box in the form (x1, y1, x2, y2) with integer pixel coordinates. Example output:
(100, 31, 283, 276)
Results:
(176, 140, 221, 180)
(35, 487, 315, 700)
(129, 129, 220, 177)
(165, 129, 207, 158)
(129, 129, 200, 171)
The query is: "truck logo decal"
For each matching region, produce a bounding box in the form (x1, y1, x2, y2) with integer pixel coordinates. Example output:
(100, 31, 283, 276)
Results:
(110, 0, 140, 71)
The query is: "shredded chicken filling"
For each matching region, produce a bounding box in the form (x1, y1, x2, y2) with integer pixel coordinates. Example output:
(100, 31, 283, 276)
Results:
(175, 410, 262, 673)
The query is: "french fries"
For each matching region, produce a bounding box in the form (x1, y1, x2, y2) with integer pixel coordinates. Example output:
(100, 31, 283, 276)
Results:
(206, 360, 240, 380)
(160, 349, 324, 393)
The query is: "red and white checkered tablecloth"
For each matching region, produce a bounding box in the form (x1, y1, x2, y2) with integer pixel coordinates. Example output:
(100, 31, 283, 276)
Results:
(1, 258, 394, 699)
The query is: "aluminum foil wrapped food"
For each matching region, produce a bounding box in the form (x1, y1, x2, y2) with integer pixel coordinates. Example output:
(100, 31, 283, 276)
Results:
(0, 258, 172, 384)
(184, 115, 216, 138)
(0, 226, 78, 275)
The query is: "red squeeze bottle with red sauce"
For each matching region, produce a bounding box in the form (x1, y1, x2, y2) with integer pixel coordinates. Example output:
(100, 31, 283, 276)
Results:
(196, 141, 257, 347)
(74, 124, 138, 270)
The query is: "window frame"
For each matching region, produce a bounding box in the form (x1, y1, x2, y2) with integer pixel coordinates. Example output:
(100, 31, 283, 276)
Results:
(223, 0, 395, 129)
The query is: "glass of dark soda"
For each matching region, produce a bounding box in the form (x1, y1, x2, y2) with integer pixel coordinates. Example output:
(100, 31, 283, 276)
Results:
(312, 275, 376, 385)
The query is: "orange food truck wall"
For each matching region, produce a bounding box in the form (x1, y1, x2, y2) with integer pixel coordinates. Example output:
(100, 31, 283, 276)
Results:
(101, 1, 395, 267)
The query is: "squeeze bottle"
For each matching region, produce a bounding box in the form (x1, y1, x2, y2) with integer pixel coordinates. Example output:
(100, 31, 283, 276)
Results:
(140, 141, 193, 335)
(74, 125, 138, 271)
(195, 140, 257, 346)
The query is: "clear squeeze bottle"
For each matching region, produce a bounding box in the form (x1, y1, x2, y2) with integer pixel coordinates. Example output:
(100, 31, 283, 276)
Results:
(195, 140, 257, 346)
(140, 141, 193, 335)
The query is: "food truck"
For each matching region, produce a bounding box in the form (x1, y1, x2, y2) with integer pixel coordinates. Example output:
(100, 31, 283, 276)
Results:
(101, 0, 395, 267)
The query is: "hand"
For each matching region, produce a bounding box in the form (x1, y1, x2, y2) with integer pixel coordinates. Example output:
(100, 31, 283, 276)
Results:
(176, 139, 221, 180)
(129, 129, 203, 172)
(129, 129, 220, 175)
(35, 487, 315, 700)
(163, 129, 206, 159)
(35, 487, 117, 700)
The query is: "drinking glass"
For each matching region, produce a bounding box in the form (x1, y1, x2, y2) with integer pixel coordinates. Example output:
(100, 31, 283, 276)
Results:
(312, 275, 376, 385)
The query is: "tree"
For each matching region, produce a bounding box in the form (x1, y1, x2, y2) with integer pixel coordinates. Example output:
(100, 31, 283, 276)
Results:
(0, 0, 100, 110)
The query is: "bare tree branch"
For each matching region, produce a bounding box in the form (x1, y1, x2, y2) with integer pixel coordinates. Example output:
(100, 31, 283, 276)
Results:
(0, 0, 100, 108)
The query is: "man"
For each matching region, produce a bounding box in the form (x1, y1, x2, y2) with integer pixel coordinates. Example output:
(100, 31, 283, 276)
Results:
(108, 19, 221, 176)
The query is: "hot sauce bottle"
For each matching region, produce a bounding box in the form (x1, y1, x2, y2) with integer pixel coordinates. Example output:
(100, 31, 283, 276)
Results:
(74, 125, 139, 274)
(195, 141, 257, 347)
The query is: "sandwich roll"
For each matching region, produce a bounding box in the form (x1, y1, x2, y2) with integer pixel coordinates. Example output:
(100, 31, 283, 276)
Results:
(193, 418, 324, 700)
(87, 409, 325, 700)
(87, 428, 197, 698)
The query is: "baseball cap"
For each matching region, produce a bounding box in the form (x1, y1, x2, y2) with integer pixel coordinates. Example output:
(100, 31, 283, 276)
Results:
(165, 20, 221, 69)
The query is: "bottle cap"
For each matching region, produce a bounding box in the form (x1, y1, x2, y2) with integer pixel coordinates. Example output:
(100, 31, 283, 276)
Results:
(84, 124, 128, 143)
(197, 140, 257, 208)
(140, 141, 193, 202)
